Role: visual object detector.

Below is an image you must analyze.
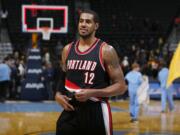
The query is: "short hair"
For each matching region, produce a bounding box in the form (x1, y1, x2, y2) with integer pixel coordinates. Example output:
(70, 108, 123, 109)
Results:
(3, 56, 9, 63)
(79, 9, 100, 24)
(131, 63, 140, 69)
(159, 60, 167, 67)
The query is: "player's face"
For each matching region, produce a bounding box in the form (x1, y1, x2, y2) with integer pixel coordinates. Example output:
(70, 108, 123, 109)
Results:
(78, 13, 98, 38)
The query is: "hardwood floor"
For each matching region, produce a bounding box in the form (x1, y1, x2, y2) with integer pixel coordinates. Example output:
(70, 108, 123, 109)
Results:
(0, 100, 179, 135)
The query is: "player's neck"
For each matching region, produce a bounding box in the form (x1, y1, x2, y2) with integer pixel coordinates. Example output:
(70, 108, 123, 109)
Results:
(79, 36, 97, 46)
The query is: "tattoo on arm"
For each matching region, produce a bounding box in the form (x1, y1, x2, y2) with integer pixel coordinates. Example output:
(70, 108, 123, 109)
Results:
(104, 46, 120, 69)
(103, 45, 124, 83)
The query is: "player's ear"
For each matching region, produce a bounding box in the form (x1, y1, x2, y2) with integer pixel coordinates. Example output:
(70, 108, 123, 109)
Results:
(95, 23, 99, 30)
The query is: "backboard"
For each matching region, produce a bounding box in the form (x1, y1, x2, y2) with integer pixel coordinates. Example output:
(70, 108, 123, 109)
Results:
(22, 5, 68, 38)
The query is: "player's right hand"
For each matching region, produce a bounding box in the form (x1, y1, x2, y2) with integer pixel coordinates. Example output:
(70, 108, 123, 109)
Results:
(55, 93, 75, 111)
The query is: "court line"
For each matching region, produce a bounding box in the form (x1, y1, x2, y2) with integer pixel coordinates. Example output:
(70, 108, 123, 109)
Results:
(0, 101, 127, 112)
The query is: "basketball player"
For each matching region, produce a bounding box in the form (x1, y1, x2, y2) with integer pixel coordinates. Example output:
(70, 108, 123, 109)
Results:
(55, 9, 127, 135)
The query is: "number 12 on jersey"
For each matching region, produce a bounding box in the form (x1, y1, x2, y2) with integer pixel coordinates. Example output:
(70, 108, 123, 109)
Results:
(84, 72, 95, 85)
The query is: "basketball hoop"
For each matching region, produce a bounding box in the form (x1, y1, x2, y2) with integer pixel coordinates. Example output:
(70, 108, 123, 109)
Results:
(41, 27, 51, 40)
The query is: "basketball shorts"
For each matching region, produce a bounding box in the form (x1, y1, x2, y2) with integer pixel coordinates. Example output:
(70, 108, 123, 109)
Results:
(56, 99, 112, 135)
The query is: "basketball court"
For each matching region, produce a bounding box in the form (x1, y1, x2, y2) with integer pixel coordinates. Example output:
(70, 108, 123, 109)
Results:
(0, 100, 180, 135)
(0, 3, 180, 135)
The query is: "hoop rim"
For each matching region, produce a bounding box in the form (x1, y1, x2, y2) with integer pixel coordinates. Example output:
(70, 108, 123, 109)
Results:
(40, 27, 52, 32)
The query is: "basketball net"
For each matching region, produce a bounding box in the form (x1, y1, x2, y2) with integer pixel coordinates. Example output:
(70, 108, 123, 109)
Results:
(42, 27, 51, 40)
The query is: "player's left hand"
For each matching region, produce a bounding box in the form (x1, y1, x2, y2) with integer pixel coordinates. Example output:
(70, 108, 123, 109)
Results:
(75, 90, 91, 102)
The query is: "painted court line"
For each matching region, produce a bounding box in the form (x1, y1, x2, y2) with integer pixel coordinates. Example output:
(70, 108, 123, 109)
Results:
(0, 101, 127, 112)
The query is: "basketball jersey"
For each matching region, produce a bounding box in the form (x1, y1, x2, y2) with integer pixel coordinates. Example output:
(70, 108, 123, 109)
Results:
(57, 39, 113, 135)
(65, 38, 110, 92)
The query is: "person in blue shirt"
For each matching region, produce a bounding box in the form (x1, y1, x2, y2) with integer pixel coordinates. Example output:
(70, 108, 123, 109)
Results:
(125, 63, 143, 123)
(158, 61, 174, 113)
(0, 57, 11, 102)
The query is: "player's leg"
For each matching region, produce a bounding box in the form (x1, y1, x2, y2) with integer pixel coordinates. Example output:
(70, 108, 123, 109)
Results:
(77, 101, 112, 135)
(101, 101, 113, 135)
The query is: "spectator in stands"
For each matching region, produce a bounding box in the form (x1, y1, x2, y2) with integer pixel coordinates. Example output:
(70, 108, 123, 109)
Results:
(18, 60, 25, 79)
(9, 57, 19, 100)
(125, 62, 143, 123)
(42, 48, 50, 64)
(158, 60, 174, 113)
(122, 56, 129, 67)
(0, 57, 11, 102)
(122, 56, 130, 75)
(42, 62, 55, 100)
(55, 40, 64, 60)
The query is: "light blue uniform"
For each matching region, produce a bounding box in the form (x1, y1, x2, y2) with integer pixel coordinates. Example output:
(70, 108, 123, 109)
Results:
(0, 63, 11, 82)
(125, 70, 142, 120)
(158, 67, 174, 112)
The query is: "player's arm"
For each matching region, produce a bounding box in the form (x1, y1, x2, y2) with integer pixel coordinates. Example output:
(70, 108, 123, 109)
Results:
(75, 44, 127, 101)
(101, 44, 127, 96)
(55, 44, 74, 111)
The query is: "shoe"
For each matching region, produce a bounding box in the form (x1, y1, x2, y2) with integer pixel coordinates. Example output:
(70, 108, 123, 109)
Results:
(161, 110, 165, 113)
(130, 113, 133, 117)
(170, 108, 175, 113)
(130, 119, 139, 123)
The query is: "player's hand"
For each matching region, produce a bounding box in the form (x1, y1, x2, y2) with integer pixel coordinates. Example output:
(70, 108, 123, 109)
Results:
(55, 93, 75, 111)
(75, 90, 91, 102)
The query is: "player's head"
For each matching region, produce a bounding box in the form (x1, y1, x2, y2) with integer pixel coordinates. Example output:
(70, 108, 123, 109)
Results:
(78, 9, 100, 39)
